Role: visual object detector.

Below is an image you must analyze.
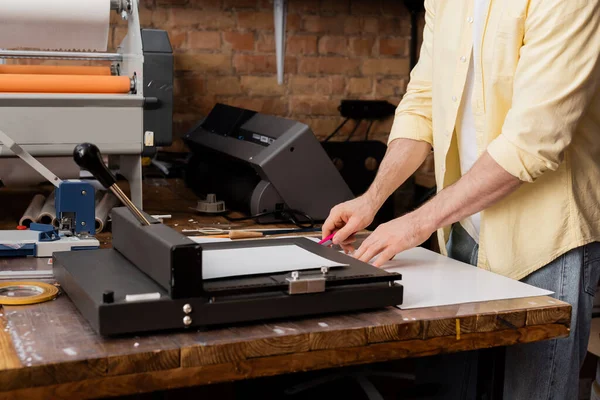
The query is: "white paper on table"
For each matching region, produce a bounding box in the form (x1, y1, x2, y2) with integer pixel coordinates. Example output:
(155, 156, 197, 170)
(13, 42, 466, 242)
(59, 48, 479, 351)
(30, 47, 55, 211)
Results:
(201, 245, 345, 280)
(0, 0, 110, 51)
(381, 247, 553, 309)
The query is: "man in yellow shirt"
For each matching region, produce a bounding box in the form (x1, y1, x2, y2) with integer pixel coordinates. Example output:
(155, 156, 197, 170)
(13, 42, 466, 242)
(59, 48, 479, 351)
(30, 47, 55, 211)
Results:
(323, 0, 600, 398)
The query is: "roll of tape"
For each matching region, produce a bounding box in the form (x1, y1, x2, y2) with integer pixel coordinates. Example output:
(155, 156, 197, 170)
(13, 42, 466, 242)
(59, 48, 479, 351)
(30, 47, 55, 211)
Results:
(0, 281, 59, 305)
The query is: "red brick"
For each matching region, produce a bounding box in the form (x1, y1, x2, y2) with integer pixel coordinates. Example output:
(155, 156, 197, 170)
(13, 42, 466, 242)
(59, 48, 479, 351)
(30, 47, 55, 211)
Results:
(140, 0, 155, 8)
(166, 29, 187, 49)
(257, 0, 272, 9)
(380, 17, 411, 36)
(241, 76, 285, 95)
(300, 117, 345, 138)
(188, 0, 223, 8)
(223, 32, 255, 51)
(344, 17, 361, 34)
(175, 54, 231, 73)
(351, 0, 382, 15)
(350, 37, 375, 56)
(286, 14, 303, 31)
(174, 77, 205, 98)
(376, 78, 407, 97)
(287, 35, 318, 55)
(362, 58, 410, 75)
(380, 38, 408, 56)
(331, 76, 346, 94)
(256, 33, 275, 52)
(168, 9, 235, 29)
(207, 77, 242, 95)
(318, 36, 348, 56)
(348, 77, 373, 94)
(233, 54, 297, 74)
(237, 11, 274, 31)
(289, 76, 331, 95)
(320, 0, 350, 14)
(219, 97, 288, 115)
(289, 76, 346, 95)
(304, 16, 346, 33)
(298, 57, 360, 75)
(223, 0, 258, 9)
(382, 1, 409, 15)
(289, 96, 340, 116)
(111, 27, 128, 49)
(192, 95, 219, 115)
(289, 0, 319, 13)
(188, 31, 221, 49)
(363, 17, 379, 34)
(157, 0, 187, 5)
(153, 8, 169, 26)
(138, 7, 154, 26)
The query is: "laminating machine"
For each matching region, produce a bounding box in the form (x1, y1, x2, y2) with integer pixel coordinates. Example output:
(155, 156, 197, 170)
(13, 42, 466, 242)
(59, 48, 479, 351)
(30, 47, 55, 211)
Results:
(0, 0, 174, 209)
(52, 143, 404, 336)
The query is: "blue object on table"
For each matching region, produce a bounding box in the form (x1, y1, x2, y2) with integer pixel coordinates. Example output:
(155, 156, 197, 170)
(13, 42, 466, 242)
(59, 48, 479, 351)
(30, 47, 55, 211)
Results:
(55, 181, 96, 235)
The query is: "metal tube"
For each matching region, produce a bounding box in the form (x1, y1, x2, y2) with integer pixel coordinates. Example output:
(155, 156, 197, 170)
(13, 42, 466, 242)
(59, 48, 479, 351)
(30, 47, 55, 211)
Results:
(19, 194, 46, 227)
(0, 50, 122, 62)
(110, 184, 150, 226)
(37, 190, 57, 227)
(95, 191, 119, 233)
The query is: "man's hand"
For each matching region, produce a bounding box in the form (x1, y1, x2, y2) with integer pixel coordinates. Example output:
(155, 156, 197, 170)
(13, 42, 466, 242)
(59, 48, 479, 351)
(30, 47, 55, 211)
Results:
(321, 138, 433, 253)
(353, 212, 435, 267)
(321, 195, 378, 253)
(350, 151, 522, 267)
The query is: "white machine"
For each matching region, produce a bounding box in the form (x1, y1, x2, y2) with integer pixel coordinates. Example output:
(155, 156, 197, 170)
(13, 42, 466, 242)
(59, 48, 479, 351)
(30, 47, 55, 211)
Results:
(0, 0, 174, 208)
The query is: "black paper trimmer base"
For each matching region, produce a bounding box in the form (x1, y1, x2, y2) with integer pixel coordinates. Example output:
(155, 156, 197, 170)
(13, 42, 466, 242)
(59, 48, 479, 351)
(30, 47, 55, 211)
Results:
(53, 208, 403, 336)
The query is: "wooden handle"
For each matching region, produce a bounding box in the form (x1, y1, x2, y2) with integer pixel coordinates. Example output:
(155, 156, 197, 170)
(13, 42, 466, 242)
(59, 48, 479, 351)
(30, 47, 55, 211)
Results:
(228, 231, 264, 239)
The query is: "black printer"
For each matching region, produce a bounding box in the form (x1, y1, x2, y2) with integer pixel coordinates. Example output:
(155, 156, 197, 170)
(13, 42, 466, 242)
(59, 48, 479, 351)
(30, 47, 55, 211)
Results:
(182, 104, 355, 223)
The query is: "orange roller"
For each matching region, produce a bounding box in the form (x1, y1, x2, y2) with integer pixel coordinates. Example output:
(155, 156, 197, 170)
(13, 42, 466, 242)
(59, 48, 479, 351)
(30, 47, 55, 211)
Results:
(0, 65, 112, 76)
(0, 74, 131, 94)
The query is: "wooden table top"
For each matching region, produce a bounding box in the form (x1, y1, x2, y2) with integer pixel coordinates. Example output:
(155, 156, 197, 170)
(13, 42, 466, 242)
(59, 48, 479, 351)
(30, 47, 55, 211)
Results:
(0, 179, 572, 400)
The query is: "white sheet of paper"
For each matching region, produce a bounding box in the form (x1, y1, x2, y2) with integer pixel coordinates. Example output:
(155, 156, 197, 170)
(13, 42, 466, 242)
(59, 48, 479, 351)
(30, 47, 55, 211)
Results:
(382, 247, 553, 309)
(0, 0, 110, 51)
(201, 245, 344, 280)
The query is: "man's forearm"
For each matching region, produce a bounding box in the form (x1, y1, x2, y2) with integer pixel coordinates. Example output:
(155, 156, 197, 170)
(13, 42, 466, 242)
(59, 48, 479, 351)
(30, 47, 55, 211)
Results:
(365, 138, 432, 209)
(415, 151, 522, 232)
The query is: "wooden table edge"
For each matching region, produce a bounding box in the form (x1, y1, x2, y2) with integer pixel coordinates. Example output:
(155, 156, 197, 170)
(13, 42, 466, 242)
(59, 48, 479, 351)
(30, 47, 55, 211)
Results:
(0, 321, 569, 400)
(0, 295, 571, 399)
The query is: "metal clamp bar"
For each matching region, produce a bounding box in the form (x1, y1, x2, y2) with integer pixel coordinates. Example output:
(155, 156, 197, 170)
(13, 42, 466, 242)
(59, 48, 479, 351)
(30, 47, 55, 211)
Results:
(0, 50, 123, 62)
(286, 271, 326, 295)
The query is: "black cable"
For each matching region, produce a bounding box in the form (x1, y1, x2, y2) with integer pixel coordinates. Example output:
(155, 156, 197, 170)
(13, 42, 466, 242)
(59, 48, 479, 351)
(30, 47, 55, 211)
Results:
(346, 119, 362, 142)
(364, 120, 374, 140)
(323, 117, 350, 142)
(224, 208, 315, 229)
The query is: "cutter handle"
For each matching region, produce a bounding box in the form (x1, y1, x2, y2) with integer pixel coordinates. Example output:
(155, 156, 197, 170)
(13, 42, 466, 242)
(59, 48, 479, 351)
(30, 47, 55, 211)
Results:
(73, 143, 116, 188)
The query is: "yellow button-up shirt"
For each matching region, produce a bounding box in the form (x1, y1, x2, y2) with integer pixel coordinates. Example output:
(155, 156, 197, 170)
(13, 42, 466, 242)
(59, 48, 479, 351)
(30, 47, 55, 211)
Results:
(389, 0, 600, 280)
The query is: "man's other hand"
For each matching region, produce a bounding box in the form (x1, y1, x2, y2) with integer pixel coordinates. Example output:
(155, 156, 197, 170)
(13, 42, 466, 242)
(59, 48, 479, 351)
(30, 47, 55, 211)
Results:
(353, 212, 435, 267)
(321, 195, 378, 253)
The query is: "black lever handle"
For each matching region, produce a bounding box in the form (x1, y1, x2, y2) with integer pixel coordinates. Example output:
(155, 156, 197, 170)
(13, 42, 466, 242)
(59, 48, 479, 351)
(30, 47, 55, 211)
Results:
(73, 143, 116, 189)
(73, 142, 151, 226)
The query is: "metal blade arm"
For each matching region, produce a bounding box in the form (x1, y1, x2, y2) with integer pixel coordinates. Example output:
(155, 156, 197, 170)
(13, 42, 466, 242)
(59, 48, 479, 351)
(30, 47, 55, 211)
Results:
(0, 129, 62, 187)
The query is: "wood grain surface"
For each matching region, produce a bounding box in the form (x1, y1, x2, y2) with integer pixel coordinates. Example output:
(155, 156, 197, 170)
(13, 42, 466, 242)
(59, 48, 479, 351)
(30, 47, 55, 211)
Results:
(0, 178, 573, 399)
(0, 292, 571, 399)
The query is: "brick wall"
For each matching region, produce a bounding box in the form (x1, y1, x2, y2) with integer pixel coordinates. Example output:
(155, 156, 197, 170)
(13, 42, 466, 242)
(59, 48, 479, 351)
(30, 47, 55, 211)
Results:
(110, 0, 419, 151)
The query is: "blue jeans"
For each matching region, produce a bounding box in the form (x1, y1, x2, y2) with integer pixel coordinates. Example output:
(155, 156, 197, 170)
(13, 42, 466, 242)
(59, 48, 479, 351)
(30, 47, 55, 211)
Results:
(416, 223, 600, 399)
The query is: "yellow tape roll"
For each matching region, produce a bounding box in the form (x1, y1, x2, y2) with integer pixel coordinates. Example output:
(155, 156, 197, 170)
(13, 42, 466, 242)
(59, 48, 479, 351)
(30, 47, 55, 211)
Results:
(0, 281, 59, 305)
